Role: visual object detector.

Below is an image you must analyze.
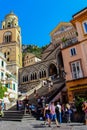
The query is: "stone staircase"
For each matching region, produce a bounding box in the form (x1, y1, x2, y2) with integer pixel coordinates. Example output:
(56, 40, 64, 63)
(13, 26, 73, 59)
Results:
(29, 78, 65, 104)
(1, 78, 65, 122)
(22, 113, 36, 122)
(1, 110, 36, 122)
(2, 110, 24, 121)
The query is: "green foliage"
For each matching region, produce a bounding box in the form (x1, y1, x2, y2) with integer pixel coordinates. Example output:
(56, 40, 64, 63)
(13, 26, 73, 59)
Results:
(61, 37, 67, 43)
(22, 44, 48, 58)
(0, 82, 7, 99)
(75, 96, 86, 113)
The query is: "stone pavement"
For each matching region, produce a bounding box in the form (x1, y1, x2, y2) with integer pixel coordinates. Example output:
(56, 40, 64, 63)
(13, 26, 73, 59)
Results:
(0, 120, 87, 130)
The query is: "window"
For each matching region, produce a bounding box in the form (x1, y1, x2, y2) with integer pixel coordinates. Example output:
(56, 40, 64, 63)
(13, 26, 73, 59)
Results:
(23, 75, 28, 82)
(13, 84, 15, 90)
(70, 48, 76, 56)
(1, 61, 4, 67)
(71, 60, 83, 79)
(7, 58, 9, 62)
(4, 31, 12, 43)
(4, 52, 6, 58)
(5, 84, 10, 88)
(3, 25, 5, 29)
(1, 72, 4, 79)
(7, 52, 10, 55)
(7, 22, 11, 28)
(5, 84, 8, 88)
(83, 21, 87, 34)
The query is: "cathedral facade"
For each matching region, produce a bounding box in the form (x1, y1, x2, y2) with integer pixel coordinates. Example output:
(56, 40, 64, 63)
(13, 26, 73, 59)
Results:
(18, 22, 77, 93)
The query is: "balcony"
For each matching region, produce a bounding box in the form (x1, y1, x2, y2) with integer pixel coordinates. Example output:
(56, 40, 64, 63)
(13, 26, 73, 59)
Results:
(61, 37, 78, 49)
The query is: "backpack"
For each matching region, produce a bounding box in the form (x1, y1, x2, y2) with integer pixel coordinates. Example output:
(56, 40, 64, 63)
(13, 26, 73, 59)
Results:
(55, 106, 59, 113)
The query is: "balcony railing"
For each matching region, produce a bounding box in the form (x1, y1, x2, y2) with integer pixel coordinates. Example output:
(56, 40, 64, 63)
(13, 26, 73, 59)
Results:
(61, 37, 78, 49)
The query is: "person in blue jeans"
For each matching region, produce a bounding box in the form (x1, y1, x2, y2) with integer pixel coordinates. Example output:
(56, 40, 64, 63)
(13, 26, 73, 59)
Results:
(44, 104, 51, 127)
(66, 103, 72, 123)
(49, 102, 60, 127)
(56, 102, 62, 123)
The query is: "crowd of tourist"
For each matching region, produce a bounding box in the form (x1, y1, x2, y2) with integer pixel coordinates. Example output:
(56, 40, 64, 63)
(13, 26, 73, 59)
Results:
(0, 92, 87, 127)
(16, 94, 87, 127)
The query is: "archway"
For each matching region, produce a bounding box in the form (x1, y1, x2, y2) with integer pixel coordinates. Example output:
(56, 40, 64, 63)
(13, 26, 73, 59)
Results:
(48, 63, 57, 78)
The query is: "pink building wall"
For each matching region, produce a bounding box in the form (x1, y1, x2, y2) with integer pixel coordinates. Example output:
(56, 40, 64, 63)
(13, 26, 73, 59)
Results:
(62, 41, 87, 81)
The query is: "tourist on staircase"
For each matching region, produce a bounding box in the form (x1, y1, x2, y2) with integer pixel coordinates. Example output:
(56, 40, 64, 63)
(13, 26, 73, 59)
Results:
(23, 95, 30, 114)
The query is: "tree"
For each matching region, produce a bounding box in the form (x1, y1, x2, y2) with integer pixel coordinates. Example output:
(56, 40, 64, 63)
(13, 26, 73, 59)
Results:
(75, 96, 87, 113)
(22, 44, 48, 58)
(0, 82, 7, 99)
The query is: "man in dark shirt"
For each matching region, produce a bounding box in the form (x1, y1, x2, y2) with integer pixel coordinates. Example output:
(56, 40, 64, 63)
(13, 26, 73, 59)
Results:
(23, 95, 29, 114)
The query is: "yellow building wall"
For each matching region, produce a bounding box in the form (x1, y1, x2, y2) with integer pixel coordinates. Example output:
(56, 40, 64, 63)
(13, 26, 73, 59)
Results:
(66, 78, 87, 102)
(0, 27, 22, 79)
(0, 28, 18, 43)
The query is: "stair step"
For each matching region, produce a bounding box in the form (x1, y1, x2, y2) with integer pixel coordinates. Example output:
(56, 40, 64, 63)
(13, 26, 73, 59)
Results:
(1, 118, 22, 121)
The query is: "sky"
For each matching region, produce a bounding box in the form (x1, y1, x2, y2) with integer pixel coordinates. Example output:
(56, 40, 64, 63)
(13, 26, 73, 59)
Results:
(0, 0, 87, 47)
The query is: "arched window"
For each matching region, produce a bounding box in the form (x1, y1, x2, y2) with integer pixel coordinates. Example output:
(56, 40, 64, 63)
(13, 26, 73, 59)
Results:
(39, 71, 41, 79)
(7, 22, 11, 28)
(23, 75, 28, 82)
(42, 71, 44, 78)
(35, 72, 37, 79)
(26, 75, 28, 81)
(82, 21, 87, 34)
(23, 76, 25, 82)
(7, 58, 9, 62)
(4, 31, 12, 43)
(43, 70, 46, 77)
(32, 73, 34, 80)
(4, 52, 6, 58)
(31, 74, 32, 80)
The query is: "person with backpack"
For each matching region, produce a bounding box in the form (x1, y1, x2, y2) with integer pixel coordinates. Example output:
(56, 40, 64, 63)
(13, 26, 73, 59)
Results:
(49, 101, 60, 127)
(56, 102, 62, 123)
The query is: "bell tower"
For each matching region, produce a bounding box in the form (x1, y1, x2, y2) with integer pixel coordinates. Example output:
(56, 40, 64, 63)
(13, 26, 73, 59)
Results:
(0, 11, 22, 79)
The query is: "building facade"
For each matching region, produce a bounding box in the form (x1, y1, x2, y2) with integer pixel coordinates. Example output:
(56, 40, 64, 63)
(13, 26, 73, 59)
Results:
(0, 52, 18, 99)
(61, 8, 87, 103)
(23, 53, 41, 67)
(0, 52, 7, 84)
(0, 12, 22, 80)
